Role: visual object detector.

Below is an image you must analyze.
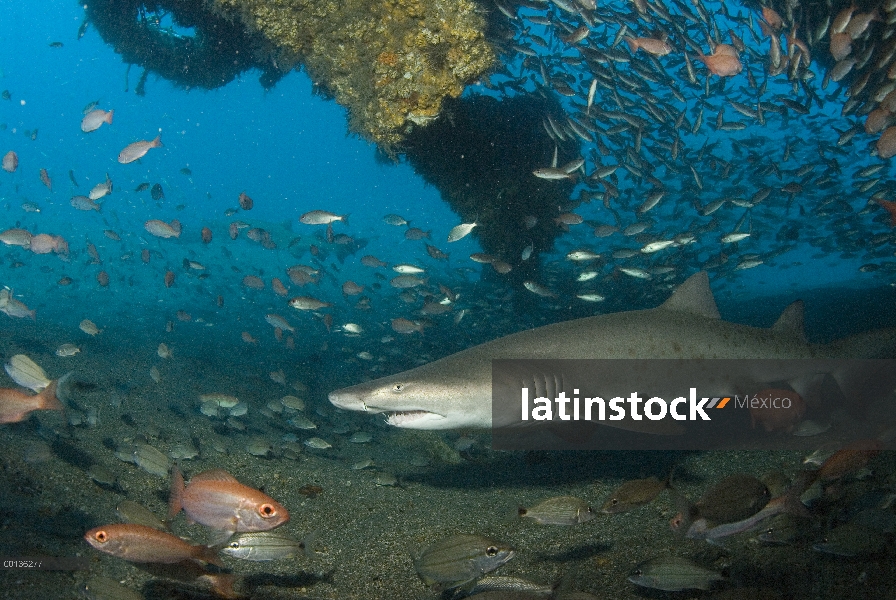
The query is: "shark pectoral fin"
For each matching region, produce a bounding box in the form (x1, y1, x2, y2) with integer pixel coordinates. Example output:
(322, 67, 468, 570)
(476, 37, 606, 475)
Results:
(771, 300, 806, 342)
(600, 417, 687, 436)
(831, 361, 896, 411)
(658, 271, 720, 319)
(826, 328, 896, 359)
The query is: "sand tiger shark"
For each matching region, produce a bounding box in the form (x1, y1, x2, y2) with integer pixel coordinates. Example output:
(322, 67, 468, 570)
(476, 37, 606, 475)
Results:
(329, 272, 896, 431)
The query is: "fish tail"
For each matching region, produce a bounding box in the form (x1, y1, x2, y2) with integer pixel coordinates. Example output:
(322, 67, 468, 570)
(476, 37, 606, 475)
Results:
(167, 465, 185, 521)
(198, 573, 238, 599)
(300, 530, 320, 558)
(192, 543, 224, 568)
(36, 380, 64, 411)
(152, 134, 163, 148)
(624, 37, 637, 52)
(341, 213, 350, 226)
(105, 110, 114, 124)
(55, 372, 74, 404)
(664, 464, 678, 489)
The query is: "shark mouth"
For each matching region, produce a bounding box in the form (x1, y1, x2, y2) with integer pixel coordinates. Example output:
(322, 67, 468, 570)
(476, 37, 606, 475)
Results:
(385, 410, 446, 427)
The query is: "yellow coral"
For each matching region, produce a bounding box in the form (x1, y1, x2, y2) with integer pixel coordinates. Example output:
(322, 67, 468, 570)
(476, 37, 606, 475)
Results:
(208, 0, 493, 146)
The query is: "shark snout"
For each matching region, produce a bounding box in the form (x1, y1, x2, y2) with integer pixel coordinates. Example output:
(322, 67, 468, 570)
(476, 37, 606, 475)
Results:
(328, 389, 367, 411)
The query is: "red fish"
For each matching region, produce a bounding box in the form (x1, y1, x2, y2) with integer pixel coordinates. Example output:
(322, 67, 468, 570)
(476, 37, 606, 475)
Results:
(168, 467, 289, 535)
(696, 44, 742, 77)
(39, 168, 52, 190)
(96, 271, 110, 287)
(201, 227, 213, 244)
(84, 523, 222, 566)
(817, 438, 883, 481)
(238, 192, 253, 210)
(877, 199, 896, 226)
(0, 380, 64, 424)
(165, 270, 175, 288)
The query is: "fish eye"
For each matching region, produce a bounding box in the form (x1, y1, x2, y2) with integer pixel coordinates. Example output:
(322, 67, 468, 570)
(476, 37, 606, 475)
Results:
(611, 499, 619, 505)
(94, 530, 107, 543)
(393, 383, 404, 392)
(486, 546, 498, 556)
(229, 541, 240, 549)
(259, 503, 277, 518)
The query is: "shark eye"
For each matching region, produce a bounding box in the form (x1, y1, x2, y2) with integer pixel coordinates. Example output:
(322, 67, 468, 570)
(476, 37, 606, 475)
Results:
(392, 383, 405, 392)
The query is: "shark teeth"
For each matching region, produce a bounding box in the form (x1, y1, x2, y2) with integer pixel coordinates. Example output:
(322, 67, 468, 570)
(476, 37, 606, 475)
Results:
(386, 411, 434, 427)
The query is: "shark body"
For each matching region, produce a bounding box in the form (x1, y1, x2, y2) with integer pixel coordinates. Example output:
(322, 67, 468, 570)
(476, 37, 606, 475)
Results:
(328, 272, 896, 430)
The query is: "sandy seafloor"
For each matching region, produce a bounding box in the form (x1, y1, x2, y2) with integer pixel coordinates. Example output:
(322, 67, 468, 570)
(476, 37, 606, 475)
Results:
(1, 285, 896, 600)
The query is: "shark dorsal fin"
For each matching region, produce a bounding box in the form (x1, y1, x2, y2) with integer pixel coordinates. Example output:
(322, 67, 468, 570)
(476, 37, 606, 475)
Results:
(659, 271, 720, 319)
(771, 300, 806, 342)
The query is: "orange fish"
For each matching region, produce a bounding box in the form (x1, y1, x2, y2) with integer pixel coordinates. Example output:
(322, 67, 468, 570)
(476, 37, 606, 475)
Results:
(0, 380, 64, 424)
(761, 6, 783, 31)
(877, 199, 896, 226)
(165, 270, 175, 288)
(84, 523, 221, 566)
(696, 44, 742, 77)
(624, 37, 672, 55)
(39, 168, 52, 190)
(817, 438, 883, 481)
(168, 466, 289, 535)
(201, 227, 213, 244)
(118, 135, 162, 164)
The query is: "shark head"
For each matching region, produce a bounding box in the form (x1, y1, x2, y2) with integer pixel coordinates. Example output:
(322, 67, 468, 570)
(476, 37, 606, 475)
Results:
(328, 361, 492, 430)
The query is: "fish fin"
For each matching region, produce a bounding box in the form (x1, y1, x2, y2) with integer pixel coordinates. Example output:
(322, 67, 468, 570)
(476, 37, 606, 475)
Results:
(197, 573, 239, 599)
(624, 37, 637, 52)
(658, 271, 720, 319)
(299, 530, 320, 558)
(36, 380, 64, 411)
(191, 468, 239, 483)
(51, 373, 78, 405)
(341, 213, 350, 227)
(167, 465, 185, 521)
(105, 110, 113, 124)
(152, 134, 163, 148)
(207, 529, 236, 548)
(771, 300, 806, 342)
(192, 543, 224, 568)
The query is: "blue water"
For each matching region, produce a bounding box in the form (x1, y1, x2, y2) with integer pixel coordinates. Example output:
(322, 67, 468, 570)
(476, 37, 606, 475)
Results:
(2, 1, 896, 598)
